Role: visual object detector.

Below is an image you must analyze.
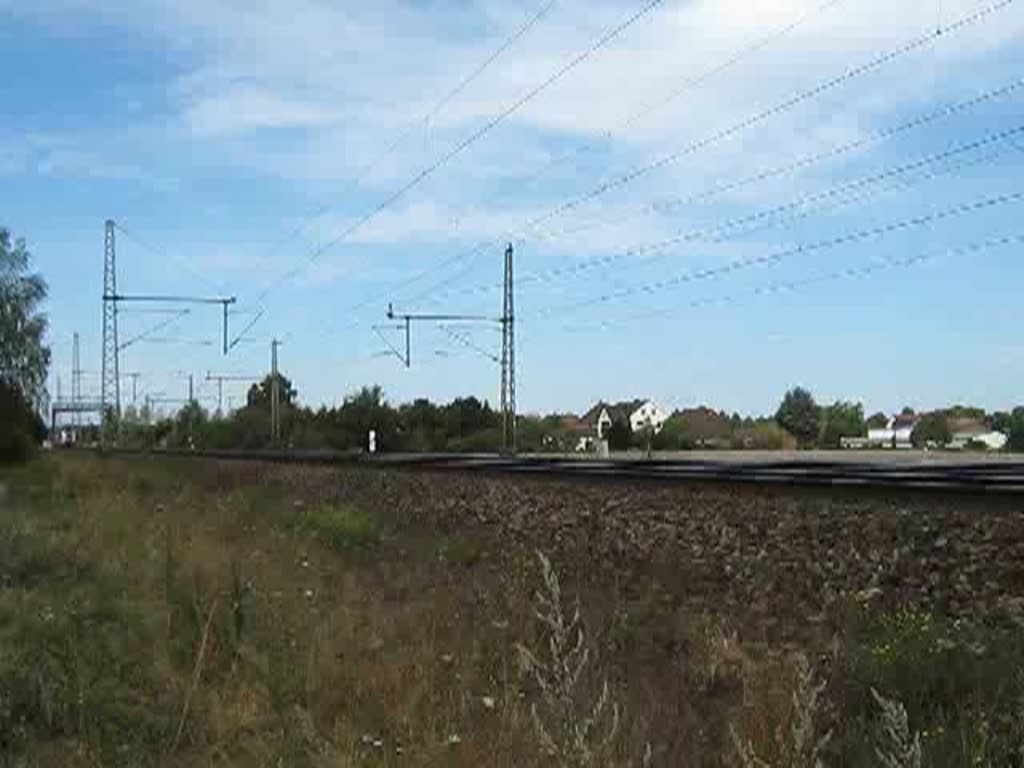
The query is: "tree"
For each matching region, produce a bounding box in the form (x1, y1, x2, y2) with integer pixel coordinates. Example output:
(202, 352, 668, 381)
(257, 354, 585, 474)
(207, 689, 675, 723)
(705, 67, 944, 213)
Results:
(911, 412, 951, 448)
(334, 385, 400, 451)
(246, 373, 297, 410)
(651, 416, 694, 451)
(819, 401, 866, 448)
(1001, 407, 1024, 453)
(775, 387, 821, 449)
(0, 379, 45, 461)
(947, 404, 986, 421)
(990, 411, 1013, 435)
(674, 407, 732, 447)
(1, 228, 50, 460)
(175, 401, 209, 448)
(867, 412, 889, 430)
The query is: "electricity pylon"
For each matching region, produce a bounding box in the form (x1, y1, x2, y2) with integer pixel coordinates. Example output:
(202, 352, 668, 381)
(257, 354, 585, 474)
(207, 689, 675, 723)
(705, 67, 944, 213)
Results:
(500, 244, 516, 454)
(383, 244, 516, 453)
(271, 339, 283, 444)
(100, 219, 238, 446)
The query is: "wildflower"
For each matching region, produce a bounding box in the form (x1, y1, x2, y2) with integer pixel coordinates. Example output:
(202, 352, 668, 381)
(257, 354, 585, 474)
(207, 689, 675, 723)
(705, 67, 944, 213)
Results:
(481, 696, 496, 711)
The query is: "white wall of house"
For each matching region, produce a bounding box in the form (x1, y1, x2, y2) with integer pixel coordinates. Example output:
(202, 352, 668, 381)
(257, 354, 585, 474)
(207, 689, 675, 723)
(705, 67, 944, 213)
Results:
(630, 401, 669, 434)
(950, 431, 1007, 451)
(867, 417, 915, 448)
(867, 428, 893, 445)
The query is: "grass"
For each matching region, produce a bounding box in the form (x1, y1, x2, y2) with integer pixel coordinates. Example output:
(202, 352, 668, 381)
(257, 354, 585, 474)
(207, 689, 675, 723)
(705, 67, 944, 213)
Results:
(287, 501, 383, 552)
(0, 454, 1022, 766)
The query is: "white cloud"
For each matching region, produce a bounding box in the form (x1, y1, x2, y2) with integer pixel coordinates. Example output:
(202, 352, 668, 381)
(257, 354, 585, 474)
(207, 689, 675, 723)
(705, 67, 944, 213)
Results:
(5, 0, 1023, 289)
(182, 83, 346, 137)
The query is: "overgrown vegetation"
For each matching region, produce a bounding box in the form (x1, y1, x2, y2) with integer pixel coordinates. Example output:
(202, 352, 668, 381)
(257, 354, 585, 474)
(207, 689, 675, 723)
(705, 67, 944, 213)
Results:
(1, 455, 1023, 765)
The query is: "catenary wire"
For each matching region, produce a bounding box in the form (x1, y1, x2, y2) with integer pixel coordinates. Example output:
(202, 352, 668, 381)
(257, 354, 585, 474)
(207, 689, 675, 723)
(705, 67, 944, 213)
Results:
(250, 0, 667, 308)
(540, 233, 1024, 334)
(387, 3, 1017, 312)
(433, 123, 1024, 300)
(527, 189, 1024, 317)
(356, 0, 847, 310)
(246, 0, 560, 296)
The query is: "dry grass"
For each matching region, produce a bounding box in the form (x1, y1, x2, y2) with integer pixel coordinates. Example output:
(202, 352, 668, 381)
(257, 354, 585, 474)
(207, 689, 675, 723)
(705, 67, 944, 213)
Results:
(1, 454, 1023, 767)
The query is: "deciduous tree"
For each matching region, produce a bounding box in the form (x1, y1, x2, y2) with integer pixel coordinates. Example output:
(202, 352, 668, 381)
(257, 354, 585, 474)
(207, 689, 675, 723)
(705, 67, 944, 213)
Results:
(1, 228, 50, 460)
(775, 387, 821, 449)
(819, 401, 866, 448)
(911, 412, 951, 448)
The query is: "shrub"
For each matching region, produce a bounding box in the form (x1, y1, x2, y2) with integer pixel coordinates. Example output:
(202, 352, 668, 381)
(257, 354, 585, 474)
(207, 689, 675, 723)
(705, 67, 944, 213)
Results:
(288, 502, 381, 551)
(839, 609, 1024, 766)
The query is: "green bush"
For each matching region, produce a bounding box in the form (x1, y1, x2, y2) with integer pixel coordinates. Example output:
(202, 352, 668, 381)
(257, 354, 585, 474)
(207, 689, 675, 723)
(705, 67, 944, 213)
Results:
(288, 503, 382, 552)
(838, 608, 1024, 766)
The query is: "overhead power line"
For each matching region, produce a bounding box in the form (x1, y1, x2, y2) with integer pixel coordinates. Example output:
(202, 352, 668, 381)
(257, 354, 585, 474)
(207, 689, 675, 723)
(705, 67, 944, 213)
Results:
(440, 123, 1024, 299)
(118, 310, 192, 352)
(439, 324, 501, 364)
(254, 0, 667, 306)
(516, 0, 1016, 241)
(386, 2, 1017, 309)
(248, 0, 560, 289)
(529, 189, 1024, 317)
(529, 78, 1024, 247)
(522, 0, 847, 188)
(376, 0, 846, 306)
(545, 233, 1024, 334)
(415, 0, 561, 135)
(113, 222, 226, 295)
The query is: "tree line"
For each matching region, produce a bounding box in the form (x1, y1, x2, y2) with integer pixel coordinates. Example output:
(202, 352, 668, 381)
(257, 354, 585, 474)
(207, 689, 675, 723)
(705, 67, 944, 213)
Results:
(771, 386, 1024, 452)
(112, 382, 1024, 455)
(114, 376, 580, 454)
(5, 225, 1024, 460)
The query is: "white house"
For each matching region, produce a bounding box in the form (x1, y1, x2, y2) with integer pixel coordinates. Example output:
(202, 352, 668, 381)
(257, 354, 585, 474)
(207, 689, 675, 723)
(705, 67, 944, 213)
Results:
(629, 400, 670, 433)
(581, 399, 670, 442)
(866, 414, 919, 449)
(949, 422, 1008, 451)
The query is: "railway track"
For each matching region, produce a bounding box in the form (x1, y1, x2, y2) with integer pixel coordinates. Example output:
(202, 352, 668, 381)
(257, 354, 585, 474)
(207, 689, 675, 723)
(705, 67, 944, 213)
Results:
(101, 448, 1024, 494)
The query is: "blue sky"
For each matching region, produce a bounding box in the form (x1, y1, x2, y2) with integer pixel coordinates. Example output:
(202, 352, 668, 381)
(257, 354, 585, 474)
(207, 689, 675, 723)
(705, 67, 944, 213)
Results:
(2, 0, 1023, 418)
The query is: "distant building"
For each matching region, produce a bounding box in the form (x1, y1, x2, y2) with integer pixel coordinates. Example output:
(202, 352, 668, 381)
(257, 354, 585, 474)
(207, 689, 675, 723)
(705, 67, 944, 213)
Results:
(671, 407, 735, 449)
(949, 419, 1008, 451)
(866, 413, 919, 449)
(578, 399, 670, 450)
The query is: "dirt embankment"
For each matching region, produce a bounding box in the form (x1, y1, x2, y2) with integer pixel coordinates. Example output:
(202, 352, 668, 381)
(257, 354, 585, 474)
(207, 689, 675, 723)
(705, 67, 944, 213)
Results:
(214, 461, 1024, 637)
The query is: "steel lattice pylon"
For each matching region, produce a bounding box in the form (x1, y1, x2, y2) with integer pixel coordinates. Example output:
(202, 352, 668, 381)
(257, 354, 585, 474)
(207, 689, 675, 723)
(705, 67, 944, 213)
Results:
(500, 243, 516, 454)
(101, 219, 120, 443)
